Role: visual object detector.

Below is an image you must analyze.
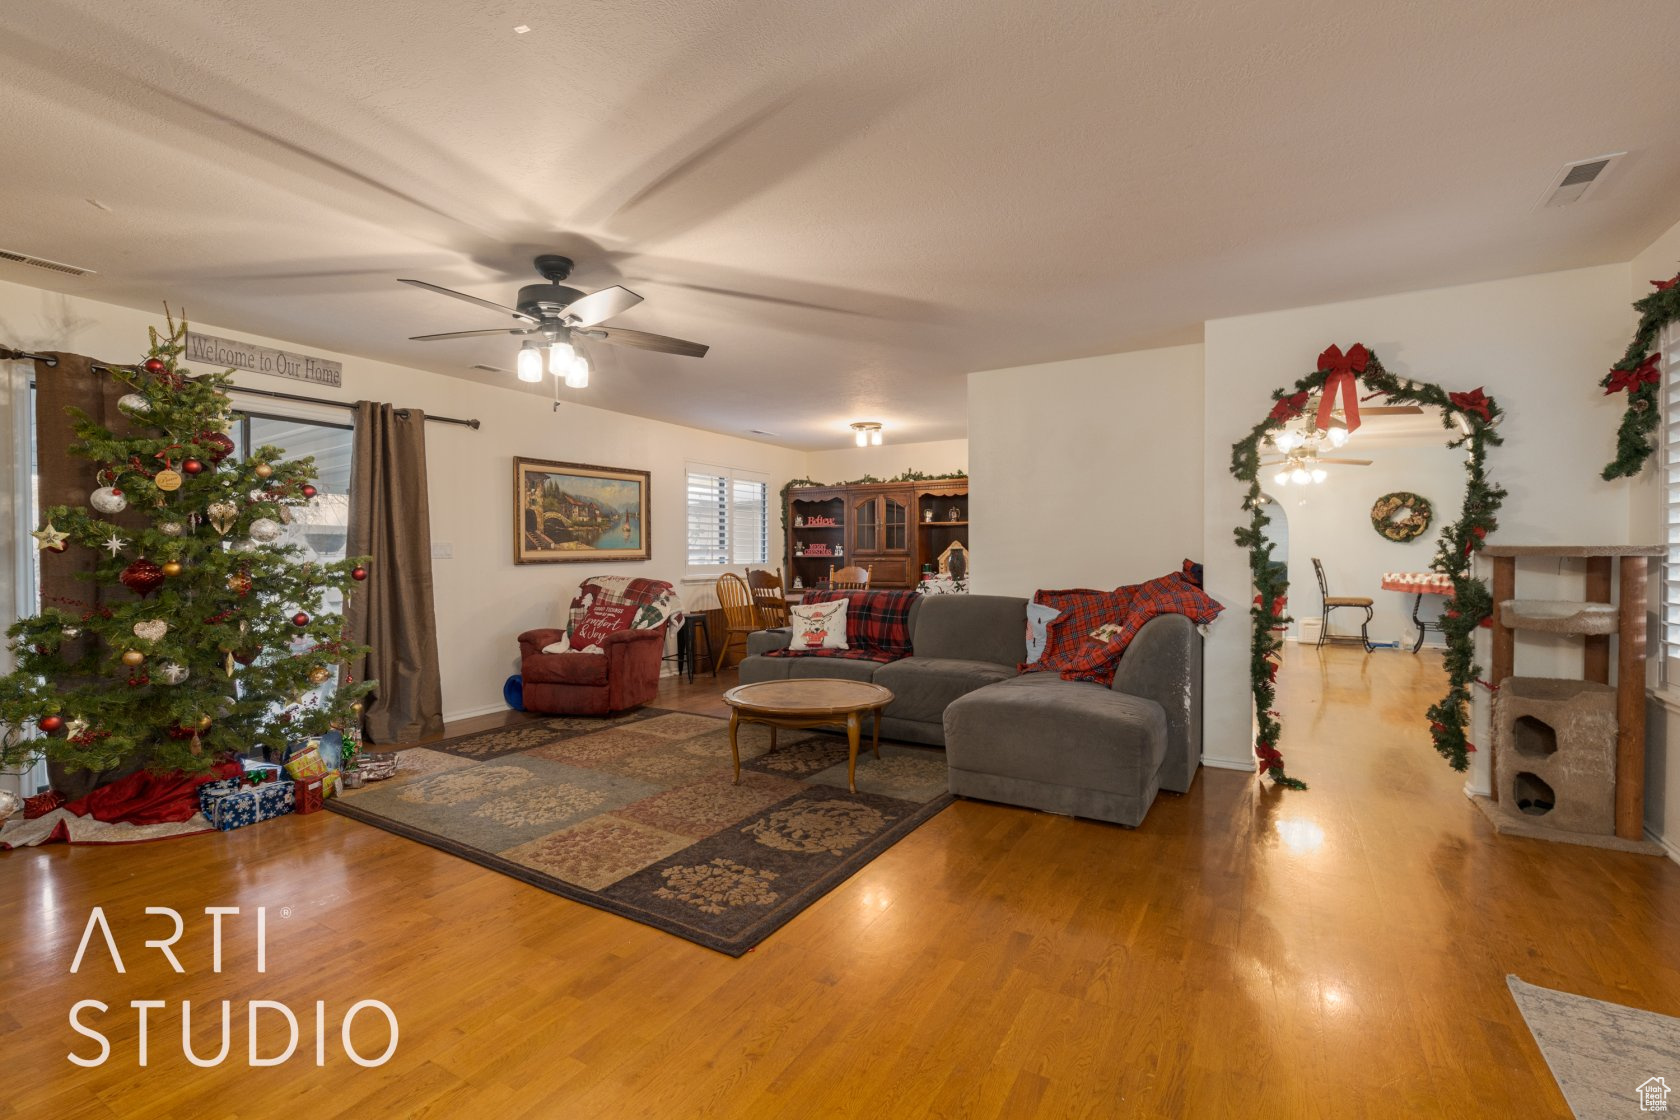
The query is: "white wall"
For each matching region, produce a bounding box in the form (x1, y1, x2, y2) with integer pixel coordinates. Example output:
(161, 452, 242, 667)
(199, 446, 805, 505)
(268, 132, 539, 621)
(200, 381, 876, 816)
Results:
(967, 345, 1205, 596)
(1277, 442, 1467, 647)
(1201, 263, 1635, 784)
(0, 278, 807, 723)
(801, 438, 968, 484)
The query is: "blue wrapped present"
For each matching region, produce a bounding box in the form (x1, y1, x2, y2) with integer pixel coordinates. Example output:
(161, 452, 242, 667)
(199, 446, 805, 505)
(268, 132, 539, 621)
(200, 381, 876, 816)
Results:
(198, 777, 295, 831)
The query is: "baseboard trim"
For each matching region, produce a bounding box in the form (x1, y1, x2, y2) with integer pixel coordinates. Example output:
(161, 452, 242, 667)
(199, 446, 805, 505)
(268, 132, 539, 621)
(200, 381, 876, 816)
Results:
(1645, 826, 1680, 866)
(443, 702, 511, 724)
(1200, 755, 1256, 773)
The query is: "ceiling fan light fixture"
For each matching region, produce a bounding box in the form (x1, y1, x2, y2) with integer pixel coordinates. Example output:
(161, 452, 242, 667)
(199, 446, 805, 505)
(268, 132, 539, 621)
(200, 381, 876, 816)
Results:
(1326, 426, 1349, 448)
(851, 421, 883, 447)
(1311, 468, 1328, 484)
(1274, 470, 1291, 486)
(564, 352, 590, 389)
(1290, 467, 1311, 485)
(516, 341, 543, 383)
(547, 336, 575, 375)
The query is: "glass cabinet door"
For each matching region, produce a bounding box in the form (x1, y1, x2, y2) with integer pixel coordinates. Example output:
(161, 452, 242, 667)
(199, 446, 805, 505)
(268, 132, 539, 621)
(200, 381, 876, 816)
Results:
(885, 495, 908, 552)
(853, 497, 879, 553)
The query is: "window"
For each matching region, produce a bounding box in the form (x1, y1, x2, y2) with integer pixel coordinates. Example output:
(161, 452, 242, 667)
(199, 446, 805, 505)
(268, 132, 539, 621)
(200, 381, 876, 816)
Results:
(1661, 324, 1680, 683)
(686, 463, 768, 572)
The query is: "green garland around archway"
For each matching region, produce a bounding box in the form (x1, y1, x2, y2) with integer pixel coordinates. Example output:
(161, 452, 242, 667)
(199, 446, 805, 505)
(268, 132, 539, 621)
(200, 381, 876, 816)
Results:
(1231, 345, 1506, 788)
(1601, 272, 1680, 480)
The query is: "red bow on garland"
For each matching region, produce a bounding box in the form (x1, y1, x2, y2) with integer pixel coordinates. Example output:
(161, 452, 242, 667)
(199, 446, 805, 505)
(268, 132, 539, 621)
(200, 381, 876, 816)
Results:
(1448, 387, 1492, 422)
(1269, 391, 1310, 423)
(1606, 353, 1661, 395)
(1315, 344, 1369, 434)
(1653, 275, 1678, 292)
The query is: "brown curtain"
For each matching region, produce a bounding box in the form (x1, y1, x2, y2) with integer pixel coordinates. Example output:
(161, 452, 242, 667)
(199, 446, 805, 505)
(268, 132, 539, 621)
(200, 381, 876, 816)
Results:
(344, 402, 444, 743)
(34, 353, 150, 796)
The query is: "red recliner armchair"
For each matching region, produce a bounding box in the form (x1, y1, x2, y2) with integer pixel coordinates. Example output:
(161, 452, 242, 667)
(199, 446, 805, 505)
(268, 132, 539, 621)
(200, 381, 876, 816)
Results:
(516, 577, 679, 716)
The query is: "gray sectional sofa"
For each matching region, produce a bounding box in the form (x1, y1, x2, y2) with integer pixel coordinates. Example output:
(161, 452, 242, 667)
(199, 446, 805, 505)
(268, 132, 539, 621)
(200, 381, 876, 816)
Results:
(738, 594, 1203, 826)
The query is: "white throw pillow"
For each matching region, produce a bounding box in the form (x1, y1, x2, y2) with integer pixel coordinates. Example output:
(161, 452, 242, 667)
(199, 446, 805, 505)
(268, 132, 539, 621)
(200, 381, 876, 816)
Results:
(1024, 602, 1061, 664)
(788, 599, 849, 651)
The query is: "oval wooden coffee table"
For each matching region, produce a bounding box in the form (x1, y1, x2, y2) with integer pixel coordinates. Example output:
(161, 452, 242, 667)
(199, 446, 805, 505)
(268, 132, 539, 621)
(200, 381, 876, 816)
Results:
(723, 679, 895, 793)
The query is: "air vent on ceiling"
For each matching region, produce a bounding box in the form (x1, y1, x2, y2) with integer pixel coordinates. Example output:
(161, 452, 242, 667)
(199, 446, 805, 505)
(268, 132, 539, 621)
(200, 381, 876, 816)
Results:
(470, 363, 510, 374)
(1539, 152, 1625, 209)
(0, 248, 96, 276)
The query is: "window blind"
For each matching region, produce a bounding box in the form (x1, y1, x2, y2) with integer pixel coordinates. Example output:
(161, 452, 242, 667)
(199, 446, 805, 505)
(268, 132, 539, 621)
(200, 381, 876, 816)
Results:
(686, 465, 769, 570)
(1661, 323, 1680, 682)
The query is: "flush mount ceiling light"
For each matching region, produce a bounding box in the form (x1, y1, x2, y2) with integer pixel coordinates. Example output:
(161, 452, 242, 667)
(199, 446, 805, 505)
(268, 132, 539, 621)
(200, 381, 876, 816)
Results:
(850, 421, 883, 447)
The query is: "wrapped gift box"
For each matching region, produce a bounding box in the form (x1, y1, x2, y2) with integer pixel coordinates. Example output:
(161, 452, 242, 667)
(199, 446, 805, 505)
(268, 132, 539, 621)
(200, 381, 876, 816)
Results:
(198, 778, 295, 831)
(294, 775, 326, 814)
(283, 744, 330, 781)
(285, 732, 344, 772)
(358, 752, 398, 781)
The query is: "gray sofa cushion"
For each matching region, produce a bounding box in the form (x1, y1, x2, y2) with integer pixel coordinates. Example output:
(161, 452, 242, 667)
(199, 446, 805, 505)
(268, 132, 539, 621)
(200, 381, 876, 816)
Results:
(909, 594, 1029, 666)
(944, 674, 1168, 826)
(785, 656, 883, 683)
(746, 628, 792, 656)
(874, 657, 1015, 726)
(737, 654, 792, 683)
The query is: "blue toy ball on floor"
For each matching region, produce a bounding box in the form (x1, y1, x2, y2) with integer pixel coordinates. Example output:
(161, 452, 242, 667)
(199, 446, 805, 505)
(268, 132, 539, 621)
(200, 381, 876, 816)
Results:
(503, 674, 524, 711)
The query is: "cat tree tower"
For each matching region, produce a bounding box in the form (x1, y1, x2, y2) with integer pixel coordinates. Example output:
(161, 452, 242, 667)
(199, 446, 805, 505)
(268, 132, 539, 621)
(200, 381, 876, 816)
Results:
(1477, 544, 1663, 854)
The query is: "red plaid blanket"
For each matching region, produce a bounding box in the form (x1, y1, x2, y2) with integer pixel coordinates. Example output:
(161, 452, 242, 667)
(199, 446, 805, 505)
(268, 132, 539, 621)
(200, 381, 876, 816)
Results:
(567, 576, 682, 633)
(1021, 572, 1223, 686)
(766, 589, 917, 661)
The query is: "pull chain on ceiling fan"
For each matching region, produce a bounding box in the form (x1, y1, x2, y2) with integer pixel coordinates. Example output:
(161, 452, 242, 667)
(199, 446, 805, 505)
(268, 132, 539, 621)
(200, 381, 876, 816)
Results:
(399, 254, 710, 388)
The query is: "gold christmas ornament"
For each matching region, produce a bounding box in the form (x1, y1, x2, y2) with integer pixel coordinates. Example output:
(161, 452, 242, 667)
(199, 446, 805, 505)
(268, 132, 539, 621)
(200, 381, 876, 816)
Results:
(198, 713, 213, 730)
(121, 649, 145, 667)
(308, 665, 333, 685)
(161, 560, 183, 577)
(254, 462, 274, 478)
(207, 500, 238, 535)
(154, 469, 183, 492)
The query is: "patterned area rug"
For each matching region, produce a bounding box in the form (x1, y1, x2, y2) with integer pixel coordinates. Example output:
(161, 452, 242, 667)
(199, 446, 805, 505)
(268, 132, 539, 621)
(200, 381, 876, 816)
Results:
(328, 709, 952, 956)
(1508, 975, 1680, 1118)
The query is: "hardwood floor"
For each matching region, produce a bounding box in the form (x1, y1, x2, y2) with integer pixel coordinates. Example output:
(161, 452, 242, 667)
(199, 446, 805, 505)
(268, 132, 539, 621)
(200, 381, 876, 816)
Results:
(7, 647, 1680, 1118)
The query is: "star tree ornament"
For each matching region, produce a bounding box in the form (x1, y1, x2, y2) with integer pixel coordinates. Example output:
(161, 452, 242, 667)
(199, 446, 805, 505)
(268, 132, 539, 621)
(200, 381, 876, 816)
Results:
(102, 531, 130, 558)
(31, 522, 68, 552)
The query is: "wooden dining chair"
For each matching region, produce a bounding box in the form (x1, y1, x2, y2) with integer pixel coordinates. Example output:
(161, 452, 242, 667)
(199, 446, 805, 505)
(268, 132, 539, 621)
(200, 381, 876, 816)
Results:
(1312, 557, 1373, 652)
(714, 572, 761, 670)
(829, 564, 871, 591)
(745, 566, 790, 628)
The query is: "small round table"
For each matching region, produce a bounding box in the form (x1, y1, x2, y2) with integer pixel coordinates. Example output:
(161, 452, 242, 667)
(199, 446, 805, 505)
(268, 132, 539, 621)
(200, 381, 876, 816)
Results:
(723, 679, 895, 793)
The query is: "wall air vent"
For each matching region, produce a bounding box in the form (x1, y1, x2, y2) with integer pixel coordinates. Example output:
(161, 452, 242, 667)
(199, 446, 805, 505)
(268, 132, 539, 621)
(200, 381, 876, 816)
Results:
(1538, 152, 1625, 209)
(0, 248, 95, 276)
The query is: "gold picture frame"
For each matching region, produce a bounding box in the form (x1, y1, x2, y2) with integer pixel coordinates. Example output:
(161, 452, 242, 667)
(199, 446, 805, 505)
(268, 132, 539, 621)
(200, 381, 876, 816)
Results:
(514, 457, 651, 564)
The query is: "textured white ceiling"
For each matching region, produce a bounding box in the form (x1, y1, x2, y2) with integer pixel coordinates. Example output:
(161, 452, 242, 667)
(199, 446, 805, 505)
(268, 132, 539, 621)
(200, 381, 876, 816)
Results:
(1, 0, 1677, 449)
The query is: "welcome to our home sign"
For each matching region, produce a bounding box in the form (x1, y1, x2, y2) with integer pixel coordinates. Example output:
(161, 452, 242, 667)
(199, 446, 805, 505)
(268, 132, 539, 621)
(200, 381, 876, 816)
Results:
(184, 332, 342, 388)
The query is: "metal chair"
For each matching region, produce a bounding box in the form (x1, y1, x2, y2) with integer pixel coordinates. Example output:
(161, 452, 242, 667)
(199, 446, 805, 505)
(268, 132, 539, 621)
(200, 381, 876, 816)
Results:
(1312, 557, 1373, 651)
(828, 564, 871, 591)
(745, 567, 790, 628)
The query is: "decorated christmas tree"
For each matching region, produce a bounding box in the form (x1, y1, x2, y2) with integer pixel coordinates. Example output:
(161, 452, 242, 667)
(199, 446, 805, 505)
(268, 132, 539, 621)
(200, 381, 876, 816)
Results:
(0, 313, 375, 776)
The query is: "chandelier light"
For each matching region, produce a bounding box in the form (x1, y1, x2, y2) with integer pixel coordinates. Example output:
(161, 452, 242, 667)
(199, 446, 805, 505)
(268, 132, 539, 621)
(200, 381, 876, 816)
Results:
(516, 341, 543, 383)
(851, 421, 883, 447)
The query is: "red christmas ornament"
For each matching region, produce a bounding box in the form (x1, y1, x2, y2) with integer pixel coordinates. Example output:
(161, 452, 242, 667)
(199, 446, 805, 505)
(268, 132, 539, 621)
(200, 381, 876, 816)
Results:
(143, 357, 166, 374)
(182, 458, 204, 476)
(233, 647, 261, 666)
(292, 611, 310, 627)
(350, 565, 368, 582)
(119, 558, 166, 598)
(200, 431, 235, 462)
(38, 714, 64, 733)
(166, 724, 197, 740)
(301, 484, 318, 499)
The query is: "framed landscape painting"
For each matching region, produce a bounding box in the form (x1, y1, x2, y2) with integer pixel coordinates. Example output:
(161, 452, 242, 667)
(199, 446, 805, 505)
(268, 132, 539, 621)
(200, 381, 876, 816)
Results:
(514, 457, 651, 564)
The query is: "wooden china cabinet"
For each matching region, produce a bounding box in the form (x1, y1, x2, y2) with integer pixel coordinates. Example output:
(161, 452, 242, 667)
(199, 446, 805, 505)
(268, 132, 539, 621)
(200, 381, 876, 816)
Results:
(785, 478, 968, 590)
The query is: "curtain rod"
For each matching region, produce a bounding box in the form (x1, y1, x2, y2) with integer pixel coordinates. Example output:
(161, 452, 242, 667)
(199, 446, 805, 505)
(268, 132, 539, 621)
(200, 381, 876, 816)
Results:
(1, 348, 481, 430)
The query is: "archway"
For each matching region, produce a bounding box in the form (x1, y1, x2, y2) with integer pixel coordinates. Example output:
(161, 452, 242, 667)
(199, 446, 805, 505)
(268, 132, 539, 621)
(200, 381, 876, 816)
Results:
(1230, 345, 1505, 788)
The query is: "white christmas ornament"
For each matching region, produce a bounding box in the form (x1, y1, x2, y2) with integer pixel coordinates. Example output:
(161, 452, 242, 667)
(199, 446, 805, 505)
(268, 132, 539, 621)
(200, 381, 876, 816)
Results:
(90, 486, 128, 514)
(158, 662, 189, 685)
(248, 517, 283, 543)
(117, 393, 151, 415)
(159, 521, 185, 537)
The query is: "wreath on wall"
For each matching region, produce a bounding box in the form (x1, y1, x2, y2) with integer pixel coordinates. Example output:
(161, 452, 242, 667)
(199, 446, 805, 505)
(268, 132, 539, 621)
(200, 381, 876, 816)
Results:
(1370, 491, 1433, 543)
(1232, 344, 1505, 789)
(1601, 272, 1679, 480)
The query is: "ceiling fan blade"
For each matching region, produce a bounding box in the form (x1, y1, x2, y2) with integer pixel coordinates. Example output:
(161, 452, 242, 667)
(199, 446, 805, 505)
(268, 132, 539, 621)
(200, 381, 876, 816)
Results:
(586, 326, 709, 358)
(1315, 457, 1374, 465)
(1353, 405, 1425, 415)
(409, 327, 537, 342)
(562, 285, 644, 327)
(398, 278, 540, 324)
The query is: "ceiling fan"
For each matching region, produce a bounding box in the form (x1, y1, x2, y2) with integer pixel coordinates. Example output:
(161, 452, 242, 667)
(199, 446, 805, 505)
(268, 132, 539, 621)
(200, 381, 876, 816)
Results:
(400, 254, 709, 388)
(1260, 447, 1374, 486)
